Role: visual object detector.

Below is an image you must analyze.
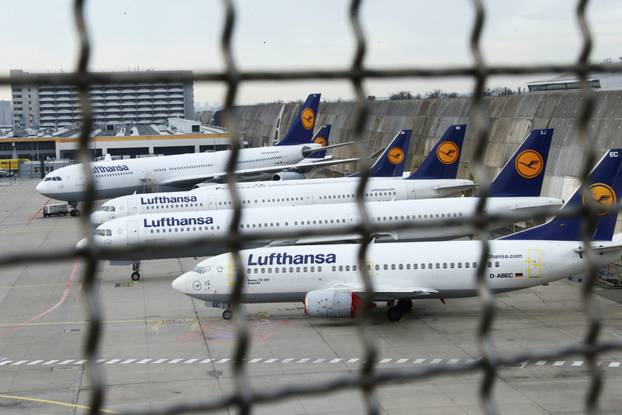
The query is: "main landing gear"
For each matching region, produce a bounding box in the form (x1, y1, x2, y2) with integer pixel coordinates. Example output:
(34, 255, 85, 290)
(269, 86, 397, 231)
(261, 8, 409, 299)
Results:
(386, 299, 413, 322)
(222, 309, 232, 320)
(130, 262, 141, 281)
(69, 201, 80, 217)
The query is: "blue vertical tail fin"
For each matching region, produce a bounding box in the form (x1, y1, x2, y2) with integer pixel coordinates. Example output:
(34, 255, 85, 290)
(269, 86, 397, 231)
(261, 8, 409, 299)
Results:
(488, 128, 554, 197)
(308, 124, 331, 159)
(275, 93, 321, 146)
(502, 149, 622, 241)
(368, 129, 412, 177)
(407, 125, 467, 180)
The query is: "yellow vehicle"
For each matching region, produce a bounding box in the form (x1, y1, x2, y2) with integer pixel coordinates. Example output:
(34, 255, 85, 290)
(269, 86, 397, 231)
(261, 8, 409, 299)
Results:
(0, 159, 26, 170)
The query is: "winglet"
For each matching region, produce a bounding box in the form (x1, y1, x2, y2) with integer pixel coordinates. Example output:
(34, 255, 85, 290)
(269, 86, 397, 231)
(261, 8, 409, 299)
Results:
(275, 93, 321, 146)
(502, 149, 622, 241)
(308, 124, 332, 159)
(489, 128, 554, 197)
(407, 125, 467, 180)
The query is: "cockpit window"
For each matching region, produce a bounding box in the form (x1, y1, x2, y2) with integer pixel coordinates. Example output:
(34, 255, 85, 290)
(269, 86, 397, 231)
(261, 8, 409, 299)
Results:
(54, 177, 62, 181)
(106, 229, 112, 236)
(103, 206, 116, 212)
(96, 229, 112, 237)
(44, 177, 51, 181)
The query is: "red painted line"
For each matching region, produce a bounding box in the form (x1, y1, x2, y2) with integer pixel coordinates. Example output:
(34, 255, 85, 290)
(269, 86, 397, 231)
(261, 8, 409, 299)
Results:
(27, 198, 51, 224)
(0, 259, 79, 337)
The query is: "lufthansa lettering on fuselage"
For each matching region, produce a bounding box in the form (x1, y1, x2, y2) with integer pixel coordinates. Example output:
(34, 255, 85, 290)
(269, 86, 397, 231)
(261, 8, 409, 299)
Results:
(143, 216, 214, 228)
(247, 252, 337, 266)
(140, 195, 198, 205)
(92, 165, 130, 174)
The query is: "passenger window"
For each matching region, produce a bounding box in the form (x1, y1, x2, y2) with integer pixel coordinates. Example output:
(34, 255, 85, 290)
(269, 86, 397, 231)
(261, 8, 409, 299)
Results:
(310, 266, 315, 272)
(436, 263, 440, 269)
(303, 267, 307, 272)
(443, 263, 447, 269)
(450, 263, 455, 269)
(339, 265, 343, 272)
(352, 265, 357, 271)
(261, 268, 265, 274)
(398, 264, 403, 270)
(495, 261, 500, 267)
(458, 262, 462, 268)
(345, 265, 350, 271)
(383, 264, 388, 270)
(375, 264, 380, 271)
(267, 268, 272, 273)
(465, 262, 469, 268)
(391, 264, 396, 270)
(332, 266, 336, 271)
(296, 267, 300, 273)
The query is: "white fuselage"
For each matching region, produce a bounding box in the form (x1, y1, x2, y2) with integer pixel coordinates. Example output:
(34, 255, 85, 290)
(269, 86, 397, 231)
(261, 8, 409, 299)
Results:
(36, 144, 318, 202)
(86, 196, 562, 261)
(173, 240, 619, 303)
(91, 177, 475, 225)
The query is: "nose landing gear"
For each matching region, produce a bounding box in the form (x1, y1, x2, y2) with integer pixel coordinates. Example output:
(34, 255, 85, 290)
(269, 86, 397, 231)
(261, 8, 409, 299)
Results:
(130, 262, 141, 281)
(69, 201, 80, 217)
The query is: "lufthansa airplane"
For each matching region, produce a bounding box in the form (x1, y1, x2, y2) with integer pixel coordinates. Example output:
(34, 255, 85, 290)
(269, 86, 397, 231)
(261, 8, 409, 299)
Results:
(90, 128, 413, 225)
(81, 127, 559, 281)
(35, 94, 354, 214)
(172, 148, 622, 321)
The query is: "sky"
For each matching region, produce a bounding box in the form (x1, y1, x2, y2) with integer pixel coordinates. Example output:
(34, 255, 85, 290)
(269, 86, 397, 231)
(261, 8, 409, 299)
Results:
(1, 0, 620, 106)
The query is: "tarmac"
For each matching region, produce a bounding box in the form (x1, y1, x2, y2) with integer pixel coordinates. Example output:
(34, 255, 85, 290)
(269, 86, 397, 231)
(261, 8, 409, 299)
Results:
(1, 177, 622, 414)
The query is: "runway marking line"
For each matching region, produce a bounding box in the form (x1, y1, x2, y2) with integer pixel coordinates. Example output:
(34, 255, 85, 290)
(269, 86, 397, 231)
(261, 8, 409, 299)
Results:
(0, 259, 79, 337)
(2, 357, 622, 369)
(0, 393, 119, 414)
(27, 198, 51, 224)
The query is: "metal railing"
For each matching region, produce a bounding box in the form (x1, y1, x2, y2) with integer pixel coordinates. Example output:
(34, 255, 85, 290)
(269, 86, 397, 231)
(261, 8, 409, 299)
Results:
(1, 1, 622, 414)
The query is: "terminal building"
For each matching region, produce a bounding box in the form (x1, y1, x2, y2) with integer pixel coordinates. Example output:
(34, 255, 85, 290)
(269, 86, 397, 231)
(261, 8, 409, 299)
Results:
(10, 69, 194, 129)
(0, 119, 229, 161)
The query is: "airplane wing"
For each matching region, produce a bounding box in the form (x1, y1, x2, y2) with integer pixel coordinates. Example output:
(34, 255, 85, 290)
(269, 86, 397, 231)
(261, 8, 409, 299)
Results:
(328, 282, 438, 300)
(159, 157, 360, 188)
(434, 183, 476, 194)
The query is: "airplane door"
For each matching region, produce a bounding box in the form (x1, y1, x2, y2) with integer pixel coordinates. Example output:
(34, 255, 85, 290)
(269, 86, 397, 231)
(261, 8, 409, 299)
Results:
(527, 248, 542, 278)
(127, 219, 139, 244)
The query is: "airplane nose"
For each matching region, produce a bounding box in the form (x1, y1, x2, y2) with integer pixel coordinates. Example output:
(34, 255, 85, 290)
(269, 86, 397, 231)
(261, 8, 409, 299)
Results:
(36, 181, 45, 194)
(90, 212, 104, 226)
(172, 271, 200, 294)
(76, 237, 88, 250)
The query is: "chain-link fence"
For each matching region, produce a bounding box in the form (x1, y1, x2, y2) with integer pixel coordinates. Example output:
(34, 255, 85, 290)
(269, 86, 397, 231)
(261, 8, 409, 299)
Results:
(2, 0, 622, 414)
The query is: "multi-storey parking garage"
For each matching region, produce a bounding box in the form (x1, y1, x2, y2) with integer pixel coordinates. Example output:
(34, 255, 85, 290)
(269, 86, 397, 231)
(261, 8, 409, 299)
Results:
(10, 69, 194, 129)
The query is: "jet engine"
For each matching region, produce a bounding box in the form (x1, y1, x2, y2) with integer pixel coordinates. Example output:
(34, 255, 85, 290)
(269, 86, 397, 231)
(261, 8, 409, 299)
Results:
(304, 290, 360, 318)
(272, 172, 305, 181)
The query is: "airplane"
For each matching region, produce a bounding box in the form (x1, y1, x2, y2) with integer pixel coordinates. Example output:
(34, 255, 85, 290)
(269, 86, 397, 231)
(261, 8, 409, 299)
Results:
(89, 123, 471, 226)
(35, 93, 355, 215)
(90, 128, 413, 225)
(81, 128, 560, 281)
(171, 148, 622, 321)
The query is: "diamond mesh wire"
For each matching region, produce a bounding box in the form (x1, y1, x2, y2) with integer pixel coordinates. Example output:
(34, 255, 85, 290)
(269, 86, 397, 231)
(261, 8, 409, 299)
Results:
(1, 0, 622, 414)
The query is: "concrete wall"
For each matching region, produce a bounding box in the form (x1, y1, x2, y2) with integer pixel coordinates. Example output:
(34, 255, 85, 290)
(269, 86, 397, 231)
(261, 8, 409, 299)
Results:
(234, 90, 622, 201)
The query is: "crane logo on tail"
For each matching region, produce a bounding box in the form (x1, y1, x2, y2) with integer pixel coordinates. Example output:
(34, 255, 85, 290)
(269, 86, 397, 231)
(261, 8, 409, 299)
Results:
(436, 141, 459, 165)
(584, 183, 616, 215)
(515, 150, 544, 179)
(387, 147, 405, 165)
(301, 108, 315, 130)
(314, 136, 327, 147)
